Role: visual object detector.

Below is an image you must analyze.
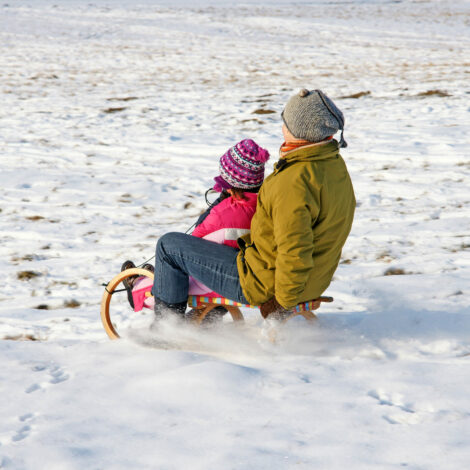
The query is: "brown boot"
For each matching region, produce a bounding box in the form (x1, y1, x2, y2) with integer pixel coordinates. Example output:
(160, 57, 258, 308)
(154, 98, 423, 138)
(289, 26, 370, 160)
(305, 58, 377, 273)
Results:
(121, 260, 137, 309)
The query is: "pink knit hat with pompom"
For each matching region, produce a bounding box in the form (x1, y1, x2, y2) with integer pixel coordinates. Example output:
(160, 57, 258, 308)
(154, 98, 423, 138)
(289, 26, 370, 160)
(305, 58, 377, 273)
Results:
(213, 139, 270, 192)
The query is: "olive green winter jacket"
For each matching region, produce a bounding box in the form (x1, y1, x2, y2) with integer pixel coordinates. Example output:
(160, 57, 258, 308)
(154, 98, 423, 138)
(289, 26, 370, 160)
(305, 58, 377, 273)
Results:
(236, 140, 355, 308)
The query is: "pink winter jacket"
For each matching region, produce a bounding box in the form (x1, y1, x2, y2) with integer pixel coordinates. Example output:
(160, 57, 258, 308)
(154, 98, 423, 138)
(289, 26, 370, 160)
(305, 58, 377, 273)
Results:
(192, 192, 258, 248)
(131, 192, 258, 311)
(189, 192, 258, 295)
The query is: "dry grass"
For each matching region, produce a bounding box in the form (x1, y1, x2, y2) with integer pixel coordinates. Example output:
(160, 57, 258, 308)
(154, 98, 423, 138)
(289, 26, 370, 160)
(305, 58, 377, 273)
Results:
(17, 271, 42, 280)
(103, 107, 127, 113)
(2, 334, 40, 341)
(384, 267, 407, 276)
(416, 89, 451, 97)
(339, 91, 371, 99)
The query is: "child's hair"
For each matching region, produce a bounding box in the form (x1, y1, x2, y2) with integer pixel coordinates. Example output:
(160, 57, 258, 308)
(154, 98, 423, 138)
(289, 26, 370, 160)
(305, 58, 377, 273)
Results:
(213, 139, 269, 193)
(220, 187, 260, 202)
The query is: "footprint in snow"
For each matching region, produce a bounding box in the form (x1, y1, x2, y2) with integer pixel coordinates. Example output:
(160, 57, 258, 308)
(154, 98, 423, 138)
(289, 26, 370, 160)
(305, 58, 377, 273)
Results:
(11, 424, 31, 442)
(367, 389, 467, 425)
(48, 365, 69, 384)
(368, 389, 418, 425)
(19, 413, 34, 422)
(11, 414, 35, 443)
(25, 362, 70, 393)
(25, 383, 41, 394)
(368, 389, 415, 413)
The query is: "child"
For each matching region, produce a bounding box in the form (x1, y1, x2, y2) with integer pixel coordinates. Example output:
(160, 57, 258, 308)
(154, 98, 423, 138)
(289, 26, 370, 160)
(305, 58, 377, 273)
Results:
(128, 139, 270, 312)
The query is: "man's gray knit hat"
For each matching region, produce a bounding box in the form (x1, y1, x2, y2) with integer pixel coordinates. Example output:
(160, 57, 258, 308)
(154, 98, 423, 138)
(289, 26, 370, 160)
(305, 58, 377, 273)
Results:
(282, 89, 347, 148)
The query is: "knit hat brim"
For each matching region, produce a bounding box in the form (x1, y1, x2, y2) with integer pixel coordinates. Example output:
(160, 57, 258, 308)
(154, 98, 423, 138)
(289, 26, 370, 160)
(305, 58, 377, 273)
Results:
(213, 175, 232, 192)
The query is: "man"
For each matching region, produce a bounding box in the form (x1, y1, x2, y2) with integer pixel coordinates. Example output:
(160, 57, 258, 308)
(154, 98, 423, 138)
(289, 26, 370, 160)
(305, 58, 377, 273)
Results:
(151, 88, 355, 320)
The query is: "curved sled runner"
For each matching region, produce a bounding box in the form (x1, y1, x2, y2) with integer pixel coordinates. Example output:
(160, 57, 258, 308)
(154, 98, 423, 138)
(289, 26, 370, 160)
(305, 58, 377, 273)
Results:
(101, 268, 153, 340)
(101, 268, 333, 340)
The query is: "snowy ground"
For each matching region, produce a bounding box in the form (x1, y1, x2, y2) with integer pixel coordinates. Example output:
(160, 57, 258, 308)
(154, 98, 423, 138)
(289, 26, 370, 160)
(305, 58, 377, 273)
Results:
(1, 0, 470, 468)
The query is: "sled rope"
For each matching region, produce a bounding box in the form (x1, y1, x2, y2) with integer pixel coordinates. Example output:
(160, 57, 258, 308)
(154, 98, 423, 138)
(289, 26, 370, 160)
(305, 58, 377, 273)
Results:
(100, 254, 156, 293)
(102, 283, 128, 295)
(136, 255, 155, 267)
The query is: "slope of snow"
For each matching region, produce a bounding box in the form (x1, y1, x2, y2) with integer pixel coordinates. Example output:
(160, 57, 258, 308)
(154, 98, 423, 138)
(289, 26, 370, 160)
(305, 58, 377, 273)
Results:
(1, 1, 469, 469)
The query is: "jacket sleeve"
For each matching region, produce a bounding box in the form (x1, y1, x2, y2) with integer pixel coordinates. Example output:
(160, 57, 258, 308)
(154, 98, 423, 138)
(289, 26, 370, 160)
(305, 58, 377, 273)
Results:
(194, 195, 224, 228)
(192, 204, 224, 239)
(271, 184, 320, 309)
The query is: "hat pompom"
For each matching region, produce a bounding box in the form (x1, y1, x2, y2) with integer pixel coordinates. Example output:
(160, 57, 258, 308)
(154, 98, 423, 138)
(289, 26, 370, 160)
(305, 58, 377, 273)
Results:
(255, 147, 270, 163)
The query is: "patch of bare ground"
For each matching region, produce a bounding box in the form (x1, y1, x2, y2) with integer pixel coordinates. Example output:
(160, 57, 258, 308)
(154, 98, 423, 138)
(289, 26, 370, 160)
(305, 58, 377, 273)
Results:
(34, 299, 80, 310)
(384, 267, 413, 276)
(447, 243, 470, 253)
(24, 215, 59, 223)
(102, 107, 127, 113)
(11, 254, 48, 263)
(107, 96, 138, 102)
(2, 334, 41, 341)
(240, 118, 265, 125)
(35, 304, 50, 310)
(64, 299, 81, 308)
(339, 91, 371, 99)
(252, 108, 276, 115)
(17, 271, 42, 280)
(118, 193, 133, 203)
(376, 251, 394, 263)
(416, 89, 451, 97)
(51, 280, 78, 288)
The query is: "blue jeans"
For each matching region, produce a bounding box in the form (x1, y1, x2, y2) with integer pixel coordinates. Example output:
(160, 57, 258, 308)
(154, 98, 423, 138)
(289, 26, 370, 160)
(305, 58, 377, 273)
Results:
(152, 232, 249, 305)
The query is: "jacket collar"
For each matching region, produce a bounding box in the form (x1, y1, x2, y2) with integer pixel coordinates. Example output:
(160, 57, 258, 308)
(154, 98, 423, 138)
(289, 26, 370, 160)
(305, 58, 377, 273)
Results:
(274, 140, 340, 173)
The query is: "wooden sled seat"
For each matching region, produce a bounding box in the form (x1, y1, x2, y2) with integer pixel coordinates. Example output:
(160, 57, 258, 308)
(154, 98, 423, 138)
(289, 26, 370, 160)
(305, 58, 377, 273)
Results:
(187, 295, 333, 325)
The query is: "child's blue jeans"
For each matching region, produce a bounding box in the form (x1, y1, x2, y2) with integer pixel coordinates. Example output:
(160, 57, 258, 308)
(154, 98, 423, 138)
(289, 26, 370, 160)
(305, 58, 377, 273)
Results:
(152, 232, 249, 306)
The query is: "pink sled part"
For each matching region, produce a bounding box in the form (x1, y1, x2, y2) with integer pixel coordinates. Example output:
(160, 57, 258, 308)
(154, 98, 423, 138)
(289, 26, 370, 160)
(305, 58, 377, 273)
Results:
(131, 276, 219, 312)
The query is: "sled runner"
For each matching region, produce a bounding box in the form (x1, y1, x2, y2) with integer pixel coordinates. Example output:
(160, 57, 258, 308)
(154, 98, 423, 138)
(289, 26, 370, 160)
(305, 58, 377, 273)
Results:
(100, 267, 333, 340)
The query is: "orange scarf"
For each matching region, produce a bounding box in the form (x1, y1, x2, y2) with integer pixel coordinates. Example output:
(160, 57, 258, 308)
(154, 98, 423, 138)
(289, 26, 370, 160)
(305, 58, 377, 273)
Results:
(280, 136, 333, 153)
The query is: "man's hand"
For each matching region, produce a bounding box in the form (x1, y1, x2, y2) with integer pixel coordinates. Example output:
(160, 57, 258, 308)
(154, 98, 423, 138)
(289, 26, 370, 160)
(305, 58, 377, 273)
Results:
(259, 297, 291, 320)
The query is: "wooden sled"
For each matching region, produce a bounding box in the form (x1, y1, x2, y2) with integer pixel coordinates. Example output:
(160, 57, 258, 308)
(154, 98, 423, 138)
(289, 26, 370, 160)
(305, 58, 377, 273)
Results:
(101, 268, 333, 340)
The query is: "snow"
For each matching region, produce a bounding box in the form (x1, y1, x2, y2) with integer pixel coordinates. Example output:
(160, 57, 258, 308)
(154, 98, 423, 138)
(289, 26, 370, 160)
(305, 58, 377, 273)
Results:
(1, 0, 470, 468)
